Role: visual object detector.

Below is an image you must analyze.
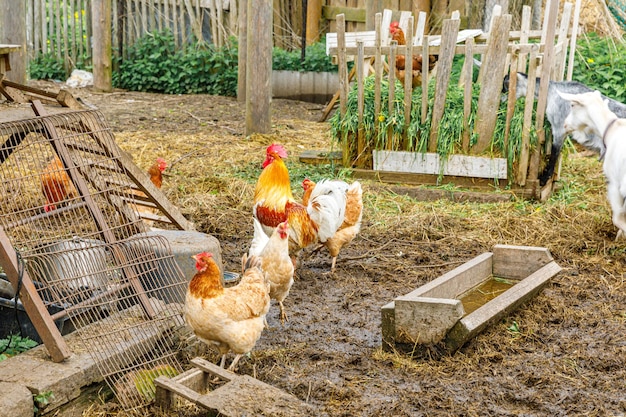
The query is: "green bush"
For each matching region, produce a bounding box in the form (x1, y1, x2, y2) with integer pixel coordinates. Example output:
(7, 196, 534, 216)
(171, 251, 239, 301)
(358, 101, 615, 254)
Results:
(29, 53, 67, 81)
(113, 30, 239, 95)
(272, 39, 337, 72)
(114, 30, 338, 95)
(571, 33, 626, 103)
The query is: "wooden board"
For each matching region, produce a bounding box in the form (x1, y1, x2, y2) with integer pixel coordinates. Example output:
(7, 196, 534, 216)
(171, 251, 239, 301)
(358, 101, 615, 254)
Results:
(382, 246, 562, 353)
(373, 150, 508, 179)
(445, 261, 562, 352)
(492, 244, 554, 280)
(374, 185, 513, 203)
(298, 149, 343, 165)
(155, 357, 316, 416)
(472, 14, 512, 153)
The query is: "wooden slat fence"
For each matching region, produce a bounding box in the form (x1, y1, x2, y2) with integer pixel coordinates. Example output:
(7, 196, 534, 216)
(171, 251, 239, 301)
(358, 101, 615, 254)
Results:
(327, 0, 580, 197)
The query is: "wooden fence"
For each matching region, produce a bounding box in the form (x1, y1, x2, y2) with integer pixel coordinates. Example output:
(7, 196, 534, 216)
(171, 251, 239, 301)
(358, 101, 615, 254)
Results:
(327, 0, 580, 199)
(23, 0, 306, 70)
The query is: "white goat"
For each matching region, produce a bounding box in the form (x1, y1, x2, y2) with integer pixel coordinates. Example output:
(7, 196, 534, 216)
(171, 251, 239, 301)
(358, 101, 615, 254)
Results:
(559, 90, 626, 240)
(503, 73, 626, 186)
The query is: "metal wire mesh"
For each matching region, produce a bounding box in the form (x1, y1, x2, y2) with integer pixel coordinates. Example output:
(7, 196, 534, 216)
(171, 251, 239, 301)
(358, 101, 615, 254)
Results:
(0, 110, 191, 408)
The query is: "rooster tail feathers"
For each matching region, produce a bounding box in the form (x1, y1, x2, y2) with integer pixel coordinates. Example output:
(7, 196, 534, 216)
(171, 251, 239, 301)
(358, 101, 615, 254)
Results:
(243, 254, 263, 272)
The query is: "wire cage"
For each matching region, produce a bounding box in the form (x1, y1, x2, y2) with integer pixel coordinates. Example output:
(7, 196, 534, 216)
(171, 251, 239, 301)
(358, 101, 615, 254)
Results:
(0, 108, 193, 408)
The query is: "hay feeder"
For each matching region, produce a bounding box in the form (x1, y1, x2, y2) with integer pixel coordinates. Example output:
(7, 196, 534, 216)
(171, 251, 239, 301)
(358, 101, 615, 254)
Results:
(381, 245, 562, 354)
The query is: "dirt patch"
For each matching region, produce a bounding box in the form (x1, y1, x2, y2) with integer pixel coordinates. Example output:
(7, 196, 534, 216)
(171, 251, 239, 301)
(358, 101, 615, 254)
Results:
(7, 81, 626, 416)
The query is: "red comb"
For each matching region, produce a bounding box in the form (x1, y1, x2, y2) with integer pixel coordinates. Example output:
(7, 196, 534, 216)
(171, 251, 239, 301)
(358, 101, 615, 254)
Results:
(266, 143, 288, 159)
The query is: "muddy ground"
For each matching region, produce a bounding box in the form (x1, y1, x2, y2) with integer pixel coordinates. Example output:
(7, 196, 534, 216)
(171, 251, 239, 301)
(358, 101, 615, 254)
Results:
(20, 81, 626, 416)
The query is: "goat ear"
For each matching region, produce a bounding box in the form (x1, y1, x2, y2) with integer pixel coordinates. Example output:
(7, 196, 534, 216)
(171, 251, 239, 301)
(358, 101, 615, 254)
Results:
(556, 90, 570, 100)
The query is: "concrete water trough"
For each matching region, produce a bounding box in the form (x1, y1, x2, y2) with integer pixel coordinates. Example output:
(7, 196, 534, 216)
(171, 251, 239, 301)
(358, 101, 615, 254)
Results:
(381, 245, 562, 354)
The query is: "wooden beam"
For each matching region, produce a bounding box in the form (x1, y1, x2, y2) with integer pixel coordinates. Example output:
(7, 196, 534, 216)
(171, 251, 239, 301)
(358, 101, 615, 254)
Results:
(428, 16, 460, 152)
(0, 228, 71, 363)
(306, 0, 322, 44)
(0, 1, 26, 83)
(322, 5, 366, 23)
(472, 14, 511, 153)
(245, 0, 272, 135)
(237, 0, 247, 102)
(91, 0, 112, 92)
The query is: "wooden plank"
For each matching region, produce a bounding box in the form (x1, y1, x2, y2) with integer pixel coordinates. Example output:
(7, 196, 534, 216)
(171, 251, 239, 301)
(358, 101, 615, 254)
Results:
(394, 296, 465, 344)
(373, 150, 508, 179)
(352, 169, 543, 197)
(428, 16, 460, 152)
(202, 375, 316, 415)
(322, 5, 366, 22)
(327, 41, 542, 57)
(555, 2, 573, 81)
(567, 0, 582, 81)
(356, 41, 366, 168)
(237, 0, 247, 101)
(503, 48, 519, 158)
(516, 45, 539, 186)
(461, 36, 474, 152)
(517, 5, 532, 72)
(402, 16, 414, 150)
(387, 40, 396, 151)
(535, 0, 558, 140)
(245, 0, 272, 135)
(472, 14, 511, 153)
(154, 375, 205, 406)
(298, 149, 343, 165)
(374, 13, 382, 132)
(477, 4, 501, 86)
(155, 368, 204, 409)
(420, 37, 429, 123)
(368, 184, 515, 203)
(325, 30, 377, 55)
(446, 261, 561, 352)
(405, 253, 494, 299)
(492, 244, 554, 280)
(414, 11, 427, 46)
(337, 14, 348, 119)
(191, 357, 235, 381)
(153, 357, 317, 415)
(0, 228, 72, 363)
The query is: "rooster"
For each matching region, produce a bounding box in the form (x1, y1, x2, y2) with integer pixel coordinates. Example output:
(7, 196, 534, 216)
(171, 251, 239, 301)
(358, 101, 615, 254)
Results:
(258, 221, 294, 324)
(41, 156, 78, 212)
(184, 252, 270, 371)
(302, 179, 363, 272)
(389, 21, 438, 88)
(253, 144, 346, 261)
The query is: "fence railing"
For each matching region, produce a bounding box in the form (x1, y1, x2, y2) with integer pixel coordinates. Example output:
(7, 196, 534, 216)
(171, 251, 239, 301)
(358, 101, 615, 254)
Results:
(327, 1, 579, 198)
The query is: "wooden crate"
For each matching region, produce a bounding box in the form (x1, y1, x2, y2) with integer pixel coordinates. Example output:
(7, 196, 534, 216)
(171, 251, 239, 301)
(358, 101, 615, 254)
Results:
(381, 245, 562, 354)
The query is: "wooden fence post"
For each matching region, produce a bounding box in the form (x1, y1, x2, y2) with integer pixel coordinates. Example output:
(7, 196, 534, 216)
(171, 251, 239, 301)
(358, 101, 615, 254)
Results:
(245, 0, 272, 135)
(91, 0, 112, 92)
(237, 0, 248, 102)
(0, 0, 26, 84)
(428, 15, 460, 153)
(472, 13, 511, 154)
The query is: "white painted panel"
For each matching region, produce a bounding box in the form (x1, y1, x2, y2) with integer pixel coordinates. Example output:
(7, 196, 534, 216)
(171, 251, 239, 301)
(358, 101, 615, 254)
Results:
(373, 150, 507, 179)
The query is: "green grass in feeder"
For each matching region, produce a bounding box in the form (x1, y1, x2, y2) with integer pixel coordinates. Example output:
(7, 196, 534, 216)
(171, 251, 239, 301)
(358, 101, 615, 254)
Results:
(329, 75, 550, 183)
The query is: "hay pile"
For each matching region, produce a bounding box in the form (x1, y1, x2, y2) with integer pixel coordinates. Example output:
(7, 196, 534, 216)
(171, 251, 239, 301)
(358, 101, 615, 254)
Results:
(578, 0, 624, 38)
(41, 87, 626, 417)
